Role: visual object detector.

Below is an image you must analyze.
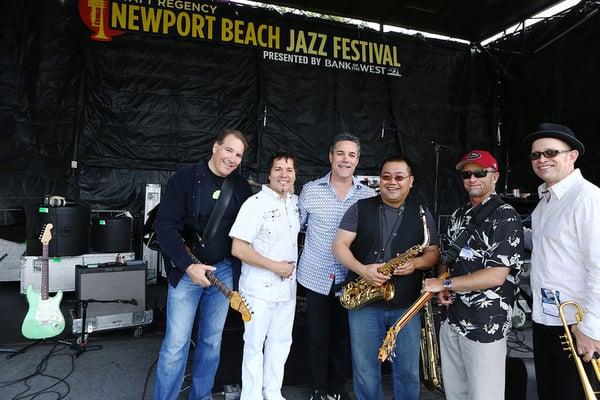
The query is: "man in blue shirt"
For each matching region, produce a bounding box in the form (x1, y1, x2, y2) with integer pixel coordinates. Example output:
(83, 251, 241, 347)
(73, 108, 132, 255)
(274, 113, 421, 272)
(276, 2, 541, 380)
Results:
(297, 133, 376, 400)
(154, 129, 253, 400)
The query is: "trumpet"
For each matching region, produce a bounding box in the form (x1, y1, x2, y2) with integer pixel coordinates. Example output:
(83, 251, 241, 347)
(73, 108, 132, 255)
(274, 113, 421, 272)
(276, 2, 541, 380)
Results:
(556, 300, 600, 400)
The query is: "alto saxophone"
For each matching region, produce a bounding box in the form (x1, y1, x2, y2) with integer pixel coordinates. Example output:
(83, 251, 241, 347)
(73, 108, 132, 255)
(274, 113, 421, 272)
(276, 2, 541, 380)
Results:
(420, 300, 443, 391)
(340, 206, 430, 310)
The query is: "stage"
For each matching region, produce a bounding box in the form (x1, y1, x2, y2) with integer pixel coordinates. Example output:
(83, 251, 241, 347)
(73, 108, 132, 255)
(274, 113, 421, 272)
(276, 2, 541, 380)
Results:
(0, 280, 449, 400)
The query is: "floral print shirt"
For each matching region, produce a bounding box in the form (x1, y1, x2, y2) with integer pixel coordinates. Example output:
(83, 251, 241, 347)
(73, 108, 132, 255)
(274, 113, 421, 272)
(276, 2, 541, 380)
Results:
(446, 194, 524, 343)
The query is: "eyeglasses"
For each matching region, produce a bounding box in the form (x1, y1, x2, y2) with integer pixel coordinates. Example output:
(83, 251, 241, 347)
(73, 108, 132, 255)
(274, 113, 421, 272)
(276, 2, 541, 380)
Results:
(529, 149, 571, 161)
(460, 170, 495, 179)
(381, 173, 411, 182)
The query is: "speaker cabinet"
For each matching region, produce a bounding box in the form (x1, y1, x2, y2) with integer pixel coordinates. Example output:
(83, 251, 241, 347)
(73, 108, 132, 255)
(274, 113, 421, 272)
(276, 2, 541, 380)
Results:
(506, 357, 538, 400)
(26, 205, 90, 256)
(90, 215, 132, 253)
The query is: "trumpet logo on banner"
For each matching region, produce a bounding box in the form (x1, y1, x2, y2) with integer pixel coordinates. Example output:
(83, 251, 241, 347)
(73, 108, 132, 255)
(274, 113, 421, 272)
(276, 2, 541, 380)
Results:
(79, 0, 125, 42)
(78, 0, 403, 77)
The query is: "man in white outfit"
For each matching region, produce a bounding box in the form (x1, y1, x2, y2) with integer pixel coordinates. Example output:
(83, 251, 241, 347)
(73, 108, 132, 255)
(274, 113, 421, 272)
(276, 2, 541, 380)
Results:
(523, 123, 600, 399)
(230, 151, 300, 400)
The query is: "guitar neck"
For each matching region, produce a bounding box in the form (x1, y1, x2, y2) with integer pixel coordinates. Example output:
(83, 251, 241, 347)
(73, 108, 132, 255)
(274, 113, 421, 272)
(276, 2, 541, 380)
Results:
(205, 270, 233, 298)
(41, 243, 49, 301)
(185, 247, 232, 298)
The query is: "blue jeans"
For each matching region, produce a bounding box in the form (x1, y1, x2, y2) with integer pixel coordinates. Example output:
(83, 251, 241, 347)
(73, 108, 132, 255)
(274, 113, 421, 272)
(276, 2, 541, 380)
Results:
(154, 259, 233, 400)
(348, 305, 421, 400)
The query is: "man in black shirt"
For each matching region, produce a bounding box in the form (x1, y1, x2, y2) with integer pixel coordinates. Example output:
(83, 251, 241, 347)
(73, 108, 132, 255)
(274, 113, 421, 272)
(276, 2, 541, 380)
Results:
(154, 129, 253, 400)
(333, 155, 440, 400)
(423, 149, 524, 400)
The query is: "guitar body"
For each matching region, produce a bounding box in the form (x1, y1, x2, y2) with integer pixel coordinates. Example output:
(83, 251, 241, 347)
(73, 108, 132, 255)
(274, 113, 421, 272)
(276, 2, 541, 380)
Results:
(22, 284, 65, 339)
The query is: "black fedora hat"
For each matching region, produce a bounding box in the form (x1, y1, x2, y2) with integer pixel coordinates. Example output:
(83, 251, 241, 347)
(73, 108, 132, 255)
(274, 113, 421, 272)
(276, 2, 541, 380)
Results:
(523, 123, 585, 156)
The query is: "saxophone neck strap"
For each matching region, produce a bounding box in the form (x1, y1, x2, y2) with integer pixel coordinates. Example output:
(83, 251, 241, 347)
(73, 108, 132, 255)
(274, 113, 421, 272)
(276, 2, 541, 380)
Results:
(441, 195, 504, 266)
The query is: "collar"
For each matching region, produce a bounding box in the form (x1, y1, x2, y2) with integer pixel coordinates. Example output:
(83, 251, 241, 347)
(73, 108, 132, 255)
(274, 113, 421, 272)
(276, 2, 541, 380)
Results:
(537, 169, 582, 200)
(466, 192, 497, 214)
(316, 172, 363, 188)
(261, 184, 293, 201)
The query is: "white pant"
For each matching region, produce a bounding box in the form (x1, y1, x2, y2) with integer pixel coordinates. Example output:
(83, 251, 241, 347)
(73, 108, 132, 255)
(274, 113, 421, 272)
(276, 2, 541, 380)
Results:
(439, 320, 507, 400)
(241, 294, 296, 400)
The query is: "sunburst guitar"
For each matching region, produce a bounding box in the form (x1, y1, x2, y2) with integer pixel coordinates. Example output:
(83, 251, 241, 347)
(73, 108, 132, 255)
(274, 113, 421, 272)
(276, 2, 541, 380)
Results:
(184, 246, 252, 321)
(21, 224, 66, 339)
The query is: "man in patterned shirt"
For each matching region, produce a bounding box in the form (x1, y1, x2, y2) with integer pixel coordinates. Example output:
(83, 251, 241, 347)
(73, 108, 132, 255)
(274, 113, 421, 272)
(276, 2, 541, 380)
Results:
(297, 133, 376, 400)
(423, 149, 524, 400)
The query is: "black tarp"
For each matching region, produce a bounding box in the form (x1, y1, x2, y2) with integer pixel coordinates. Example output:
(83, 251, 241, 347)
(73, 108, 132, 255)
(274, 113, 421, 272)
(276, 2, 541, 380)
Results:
(1, 0, 503, 223)
(495, 2, 600, 194)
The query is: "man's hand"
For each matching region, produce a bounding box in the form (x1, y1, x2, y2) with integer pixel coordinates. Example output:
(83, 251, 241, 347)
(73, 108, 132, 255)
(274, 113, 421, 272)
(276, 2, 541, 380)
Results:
(362, 263, 388, 287)
(394, 259, 416, 276)
(437, 290, 453, 306)
(422, 278, 444, 293)
(270, 261, 295, 279)
(572, 324, 600, 362)
(186, 263, 216, 287)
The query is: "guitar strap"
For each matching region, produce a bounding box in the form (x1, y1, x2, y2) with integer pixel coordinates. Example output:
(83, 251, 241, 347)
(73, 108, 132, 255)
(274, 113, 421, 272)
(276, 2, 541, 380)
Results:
(440, 195, 504, 266)
(199, 174, 234, 247)
(163, 173, 235, 275)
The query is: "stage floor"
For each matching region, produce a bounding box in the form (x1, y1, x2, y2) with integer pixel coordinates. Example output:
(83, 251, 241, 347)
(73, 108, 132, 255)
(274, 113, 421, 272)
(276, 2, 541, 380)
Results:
(0, 280, 449, 399)
(0, 332, 446, 400)
(0, 280, 534, 400)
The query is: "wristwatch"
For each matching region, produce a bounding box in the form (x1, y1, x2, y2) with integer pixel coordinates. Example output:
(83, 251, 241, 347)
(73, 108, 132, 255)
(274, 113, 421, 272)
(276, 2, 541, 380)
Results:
(442, 278, 452, 290)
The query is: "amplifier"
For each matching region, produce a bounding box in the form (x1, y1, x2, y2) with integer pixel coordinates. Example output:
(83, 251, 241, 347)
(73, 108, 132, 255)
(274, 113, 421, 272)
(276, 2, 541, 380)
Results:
(73, 261, 152, 334)
(75, 261, 147, 318)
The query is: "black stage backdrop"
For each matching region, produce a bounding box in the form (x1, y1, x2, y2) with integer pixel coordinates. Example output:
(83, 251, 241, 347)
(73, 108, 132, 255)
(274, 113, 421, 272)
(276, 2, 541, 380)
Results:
(10, 0, 590, 223)
(495, 4, 600, 194)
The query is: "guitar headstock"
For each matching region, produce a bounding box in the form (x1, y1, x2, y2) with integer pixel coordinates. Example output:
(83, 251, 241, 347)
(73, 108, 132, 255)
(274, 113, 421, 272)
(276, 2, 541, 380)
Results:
(378, 328, 397, 362)
(229, 292, 252, 321)
(39, 224, 54, 245)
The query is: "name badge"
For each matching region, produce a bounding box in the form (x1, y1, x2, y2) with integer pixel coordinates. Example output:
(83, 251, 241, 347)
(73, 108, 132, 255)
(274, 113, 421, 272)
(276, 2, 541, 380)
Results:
(459, 246, 474, 259)
(541, 288, 560, 317)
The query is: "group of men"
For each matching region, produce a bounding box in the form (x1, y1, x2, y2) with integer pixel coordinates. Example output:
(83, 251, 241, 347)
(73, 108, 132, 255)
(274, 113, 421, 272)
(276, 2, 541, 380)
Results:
(152, 123, 599, 400)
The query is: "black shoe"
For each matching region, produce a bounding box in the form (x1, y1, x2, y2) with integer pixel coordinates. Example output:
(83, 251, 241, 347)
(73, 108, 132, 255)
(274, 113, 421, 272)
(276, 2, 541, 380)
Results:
(308, 389, 327, 400)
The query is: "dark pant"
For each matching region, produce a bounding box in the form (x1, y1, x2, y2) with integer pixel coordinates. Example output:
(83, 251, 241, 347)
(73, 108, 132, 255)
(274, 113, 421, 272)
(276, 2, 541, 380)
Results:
(304, 285, 351, 393)
(532, 322, 599, 400)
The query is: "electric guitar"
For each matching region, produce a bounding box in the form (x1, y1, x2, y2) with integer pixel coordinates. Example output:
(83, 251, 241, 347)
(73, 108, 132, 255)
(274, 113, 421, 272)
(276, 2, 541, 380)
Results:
(184, 246, 252, 322)
(21, 224, 66, 339)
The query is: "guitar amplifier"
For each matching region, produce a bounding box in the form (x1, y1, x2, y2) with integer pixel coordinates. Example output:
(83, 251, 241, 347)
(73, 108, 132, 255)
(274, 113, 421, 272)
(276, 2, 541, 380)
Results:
(72, 261, 152, 334)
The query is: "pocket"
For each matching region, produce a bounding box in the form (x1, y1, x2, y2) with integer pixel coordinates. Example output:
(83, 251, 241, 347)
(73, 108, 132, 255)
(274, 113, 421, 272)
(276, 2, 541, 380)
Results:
(259, 209, 284, 244)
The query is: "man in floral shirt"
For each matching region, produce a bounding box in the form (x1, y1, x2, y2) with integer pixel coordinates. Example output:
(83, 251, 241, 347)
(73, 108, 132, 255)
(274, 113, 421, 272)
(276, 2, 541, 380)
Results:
(423, 150, 524, 400)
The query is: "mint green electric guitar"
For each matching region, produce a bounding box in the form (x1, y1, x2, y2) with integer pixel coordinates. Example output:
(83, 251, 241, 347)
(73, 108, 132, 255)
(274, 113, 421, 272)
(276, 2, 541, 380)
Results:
(21, 224, 65, 339)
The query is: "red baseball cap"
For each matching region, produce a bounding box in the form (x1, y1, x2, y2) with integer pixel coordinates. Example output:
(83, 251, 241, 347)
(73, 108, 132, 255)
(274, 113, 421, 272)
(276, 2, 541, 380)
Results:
(455, 150, 499, 171)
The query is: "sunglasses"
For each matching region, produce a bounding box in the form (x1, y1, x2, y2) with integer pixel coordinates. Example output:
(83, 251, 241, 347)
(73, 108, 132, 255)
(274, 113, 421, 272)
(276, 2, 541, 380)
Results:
(381, 173, 411, 182)
(460, 170, 495, 179)
(529, 149, 571, 161)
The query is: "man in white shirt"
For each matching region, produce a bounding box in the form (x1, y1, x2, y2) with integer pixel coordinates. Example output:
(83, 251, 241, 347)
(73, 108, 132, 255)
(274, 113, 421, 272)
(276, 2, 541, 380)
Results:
(524, 123, 600, 399)
(230, 152, 300, 400)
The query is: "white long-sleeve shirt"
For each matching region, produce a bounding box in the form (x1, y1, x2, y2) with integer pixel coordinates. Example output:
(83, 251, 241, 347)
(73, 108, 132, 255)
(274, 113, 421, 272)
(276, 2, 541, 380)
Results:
(530, 168, 600, 340)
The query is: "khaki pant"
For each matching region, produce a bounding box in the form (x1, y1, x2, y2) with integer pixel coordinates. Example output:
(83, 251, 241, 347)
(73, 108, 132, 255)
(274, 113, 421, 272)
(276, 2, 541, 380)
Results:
(439, 320, 507, 400)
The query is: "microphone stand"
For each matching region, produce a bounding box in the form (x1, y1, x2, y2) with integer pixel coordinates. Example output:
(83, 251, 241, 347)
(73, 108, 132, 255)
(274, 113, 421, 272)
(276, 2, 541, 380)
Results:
(70, 298, 137, 358)
(401, 134, 456, 217)
(379, 118, 457, 216)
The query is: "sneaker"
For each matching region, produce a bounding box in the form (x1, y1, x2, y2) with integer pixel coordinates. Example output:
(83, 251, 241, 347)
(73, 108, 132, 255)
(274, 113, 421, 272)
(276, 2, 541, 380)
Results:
(308, 389, 327, 400)
(327, 391, 352, 400)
